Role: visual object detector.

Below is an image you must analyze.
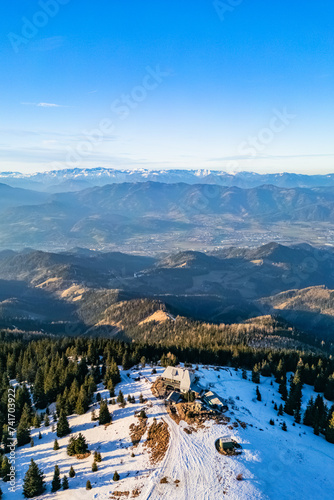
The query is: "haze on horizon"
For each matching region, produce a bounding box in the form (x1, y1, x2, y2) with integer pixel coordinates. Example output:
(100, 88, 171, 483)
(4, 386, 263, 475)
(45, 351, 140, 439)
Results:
(1, 0, 334, 175)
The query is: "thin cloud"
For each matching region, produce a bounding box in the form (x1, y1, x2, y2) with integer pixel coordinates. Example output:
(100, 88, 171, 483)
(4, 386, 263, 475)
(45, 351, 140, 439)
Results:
(31, 36, 65, 52)
(21, 102, 68, 108)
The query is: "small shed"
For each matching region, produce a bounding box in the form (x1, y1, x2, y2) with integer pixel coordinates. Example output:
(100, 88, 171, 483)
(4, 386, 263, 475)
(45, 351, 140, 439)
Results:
(217, 436, 235, 452)
(202, 390, 228, 412)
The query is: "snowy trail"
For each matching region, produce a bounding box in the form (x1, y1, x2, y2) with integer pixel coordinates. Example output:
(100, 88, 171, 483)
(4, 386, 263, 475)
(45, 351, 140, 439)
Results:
(10, 365, 334, 500)
(143, 403, 265, 500)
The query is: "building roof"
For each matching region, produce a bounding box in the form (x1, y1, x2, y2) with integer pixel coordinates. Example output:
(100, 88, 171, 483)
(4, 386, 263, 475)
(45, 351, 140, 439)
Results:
(162, 366, 195, 391)
(219, 436, 234, 443)
(203, 390, 225, 406)
(166, 391, 181, 403)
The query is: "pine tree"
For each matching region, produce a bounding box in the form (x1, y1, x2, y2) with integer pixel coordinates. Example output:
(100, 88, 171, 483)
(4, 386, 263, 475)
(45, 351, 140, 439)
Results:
(278, 404, 284, 416)
(139, 409, 147, 419)
(38, 431, 42, 440)
(0, 486, 2, 499)
(92, 461, 98, 472)
(122, 351, 131, 370)
(303, 397, 315, 427)
(256, 386, 262, 401)
(117, 390, 125, 405)
(44, 414, 50, 427)
(23, 459, 45, 498)
(282, 421, 287, 431)
(67, 433, 88, 456)
(53, 438, 60, 450)
(62, 475, 69, 490)
(326, 411, 334, 443)
(57, 410, 70, 438)
(69, 466, 75, 478)
(51, 465, 61, 492)
(251, 364, 260, 384)
(99, 400, 111, 425)
(17, 403, 31, 447)
(30, 438, 34, 447)
(86, 480, 92, 490)
(278, 376, 288, 401)
(107, 379, 115, 397)
(33, 369, 47, 409)
(1, 424, 11, 453)
(33, 413, 41, 428)
(284, 372, 303, 417)
(75, 386, 89, 415)
(113, 471, 120, 481)
(1, 456, 11, 482)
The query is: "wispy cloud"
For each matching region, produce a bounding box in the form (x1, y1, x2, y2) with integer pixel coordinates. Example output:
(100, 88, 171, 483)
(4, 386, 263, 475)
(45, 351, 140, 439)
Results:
(208, 153, 334, 162)
(31, 36, 65, 52)
(21, 102, 68, 108)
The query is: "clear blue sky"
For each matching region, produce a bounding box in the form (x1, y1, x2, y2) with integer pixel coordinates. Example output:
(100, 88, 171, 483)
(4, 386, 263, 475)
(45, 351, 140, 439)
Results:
(1, 0, 334, 174)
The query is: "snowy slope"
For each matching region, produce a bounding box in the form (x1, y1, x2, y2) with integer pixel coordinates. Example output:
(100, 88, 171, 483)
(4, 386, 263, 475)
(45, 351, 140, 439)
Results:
(6, 366, 334, 499)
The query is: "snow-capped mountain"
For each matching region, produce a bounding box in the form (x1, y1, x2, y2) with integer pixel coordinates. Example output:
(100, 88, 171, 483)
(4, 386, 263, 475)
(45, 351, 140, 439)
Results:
(1, 168, 334, 192)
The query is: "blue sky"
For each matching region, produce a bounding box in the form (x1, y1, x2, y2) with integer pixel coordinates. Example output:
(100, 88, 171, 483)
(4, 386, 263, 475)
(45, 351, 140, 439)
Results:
(1, 0, 334, 174)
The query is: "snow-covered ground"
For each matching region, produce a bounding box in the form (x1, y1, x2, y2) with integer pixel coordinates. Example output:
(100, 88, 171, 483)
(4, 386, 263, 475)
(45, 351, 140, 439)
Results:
(5, 366, 334, 499)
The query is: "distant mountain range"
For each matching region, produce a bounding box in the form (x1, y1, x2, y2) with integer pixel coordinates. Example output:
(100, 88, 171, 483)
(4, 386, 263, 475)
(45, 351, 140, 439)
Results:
(0, 243, 333, 340)
(0, 181, 334, 251)
(2, 168, 334, 191)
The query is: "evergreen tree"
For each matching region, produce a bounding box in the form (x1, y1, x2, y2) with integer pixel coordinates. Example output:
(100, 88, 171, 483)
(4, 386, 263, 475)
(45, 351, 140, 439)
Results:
(303, 397, 315, 427)
(107, 379, 115, 397)
(326, 411, 334, 443)
(282, 421, 287, 431)
(75, 386, 89, 415)
(30, 438, 34, 447)
(69, 466, 75, 478)
(51, 465, 61, 492)
(0, 456, 11, 482)
(122, 351, 131, 370)
(17, 403, 31, 447)
(284, 371, 303, 417)
(67, 433, 88, 456)
(99, 400, 111, 425)
(256, 386, 262, 401)
(278, 376, 288, 401)
(33, 413, 41, 428)
(92, 461, 98, 472)
(0, 486, 2, 499)
(62, 475, 69, 490)
(57, 410, 70, 438)
(324, 374, 334, 401)
(113, 471, 120, 481)
(117, 390, 125, 405)
(86, 480, 92, 490)
(23, 459, 45, 498)
(38, 432, 42, 440)
(1, 424, 11, 453)
(251, 365, 260, 384)
(278, 404, 284, 416)
(33, 369, 47, 409)
(53, 439, 60, 450)
(44, 414, 50, 427)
